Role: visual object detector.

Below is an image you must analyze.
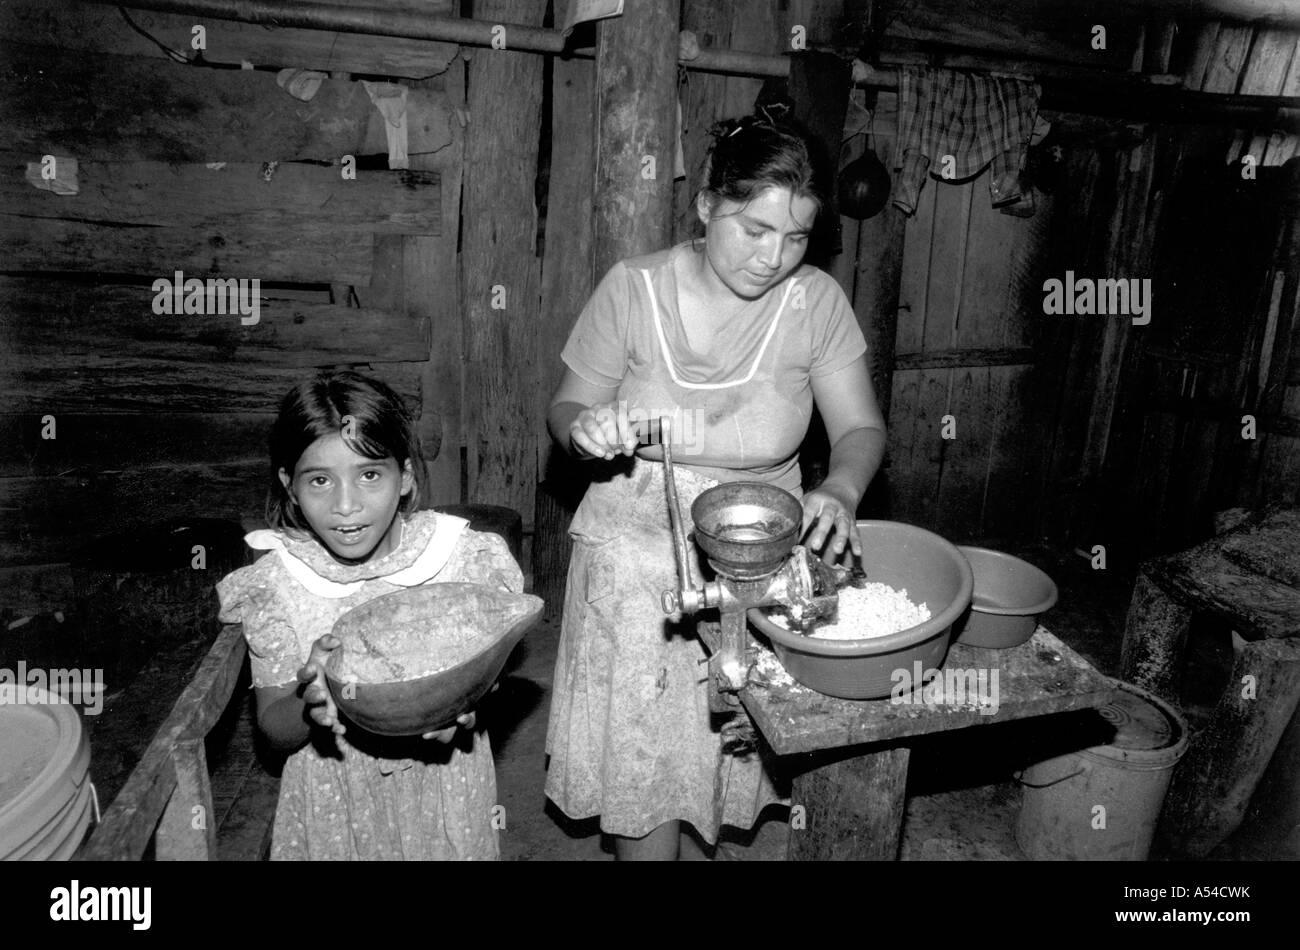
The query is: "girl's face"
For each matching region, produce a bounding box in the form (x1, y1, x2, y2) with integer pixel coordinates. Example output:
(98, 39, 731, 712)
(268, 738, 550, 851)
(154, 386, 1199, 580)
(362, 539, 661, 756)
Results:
(279, 433, 414, 564)
(696, 185, 818, 300)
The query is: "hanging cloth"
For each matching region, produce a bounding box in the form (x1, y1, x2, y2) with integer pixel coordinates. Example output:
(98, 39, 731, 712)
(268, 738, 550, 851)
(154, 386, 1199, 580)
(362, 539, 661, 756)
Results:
(893, 67, 1041, 216)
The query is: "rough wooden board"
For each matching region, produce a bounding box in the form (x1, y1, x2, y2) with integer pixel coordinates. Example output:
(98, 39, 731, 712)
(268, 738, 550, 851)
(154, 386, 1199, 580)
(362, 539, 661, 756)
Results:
(897, 169, 937, 354)
(0, 562, 76, 615)
(1201, 23, 1254, 93)
(2, 351, 421, 416)
(981, 364, 1038, 540)
(216, 756, 280, 862)
(78, 629, 222, 846)
(80, 624, 246, 860)
(1218, 508, 1300, 588)
(0, 279, 428, 369)
(0, 412, 273, 479)
(933, 366, 990, 542)
(1, 40, 374, 163)
(886, 0, 1137, 71)
(1, 156, 440, 235)
(915, 367, 952, 532)
(1147, 542, 1300, 640)
(788, 745, 909, 860)
(852, 133, 906, 424)
(739, 627, 1120, 756)
(1157, 633, 1300, 858)
(1239, 30, 1299, 95)
(923, 179, 970, 353)
(884, 368, 922, 519)
(0, 0, 458, 79)
(0, 462, 267, 565)
(0, 216, 374, 284)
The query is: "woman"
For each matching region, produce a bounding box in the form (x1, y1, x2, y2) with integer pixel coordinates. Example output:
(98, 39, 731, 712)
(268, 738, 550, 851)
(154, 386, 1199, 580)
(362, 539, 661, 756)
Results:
(544, 108, 887, 860)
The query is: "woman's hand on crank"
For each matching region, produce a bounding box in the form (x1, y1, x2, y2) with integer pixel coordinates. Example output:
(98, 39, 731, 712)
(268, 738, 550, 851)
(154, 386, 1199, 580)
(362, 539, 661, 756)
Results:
(569, 401, 639, 461)
(423, 711, 476, 742)
(298, 634, 346, 736)
(801, 483, 862, 564)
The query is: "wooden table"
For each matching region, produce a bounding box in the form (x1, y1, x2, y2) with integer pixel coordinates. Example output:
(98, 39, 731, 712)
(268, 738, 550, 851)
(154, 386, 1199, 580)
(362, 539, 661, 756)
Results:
(730, 626, 1121, 860)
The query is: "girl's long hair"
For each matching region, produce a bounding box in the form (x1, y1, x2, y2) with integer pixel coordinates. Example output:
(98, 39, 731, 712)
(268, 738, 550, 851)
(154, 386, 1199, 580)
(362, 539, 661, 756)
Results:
(266, 371, 426, 531)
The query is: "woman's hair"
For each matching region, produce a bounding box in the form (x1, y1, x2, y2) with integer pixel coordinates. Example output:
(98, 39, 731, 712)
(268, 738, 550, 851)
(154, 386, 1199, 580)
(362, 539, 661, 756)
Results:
(266, 371, 425, 531)
(702, 102, 831, 214)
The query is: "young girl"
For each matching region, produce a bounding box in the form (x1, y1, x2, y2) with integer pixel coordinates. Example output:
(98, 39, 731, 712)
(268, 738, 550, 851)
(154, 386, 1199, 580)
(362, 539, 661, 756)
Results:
(217, 371, 523, 860)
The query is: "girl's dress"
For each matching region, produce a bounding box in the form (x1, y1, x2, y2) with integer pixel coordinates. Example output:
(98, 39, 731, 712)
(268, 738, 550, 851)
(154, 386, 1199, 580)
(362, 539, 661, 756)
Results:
(217, 509, 523, 860)
(545, 244, 868, 843)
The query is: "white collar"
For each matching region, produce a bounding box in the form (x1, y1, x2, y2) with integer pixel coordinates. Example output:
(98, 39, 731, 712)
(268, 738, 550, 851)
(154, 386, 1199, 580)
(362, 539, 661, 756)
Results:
(243, 515, 470, 598)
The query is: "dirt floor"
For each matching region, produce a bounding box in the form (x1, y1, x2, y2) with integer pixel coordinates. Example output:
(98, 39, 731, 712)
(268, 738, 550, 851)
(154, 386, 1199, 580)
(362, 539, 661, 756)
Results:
(58, 540, 1286, 860)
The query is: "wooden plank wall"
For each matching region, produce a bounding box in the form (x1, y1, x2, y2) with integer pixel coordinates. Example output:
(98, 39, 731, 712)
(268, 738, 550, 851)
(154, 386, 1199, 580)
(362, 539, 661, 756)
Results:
(887, 164, 1055, 544)
(0, 0, 460, 614)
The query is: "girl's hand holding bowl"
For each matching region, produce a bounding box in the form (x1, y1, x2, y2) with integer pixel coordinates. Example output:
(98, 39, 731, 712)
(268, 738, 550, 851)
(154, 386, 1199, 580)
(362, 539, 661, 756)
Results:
(299, 634, 346, 736)
(422, 710, 476, 742)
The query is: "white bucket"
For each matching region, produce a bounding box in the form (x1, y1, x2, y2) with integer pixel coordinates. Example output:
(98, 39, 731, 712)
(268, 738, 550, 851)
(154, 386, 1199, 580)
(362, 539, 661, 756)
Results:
(0, 685, 95, 861)
(1015, 681, 1188, 861)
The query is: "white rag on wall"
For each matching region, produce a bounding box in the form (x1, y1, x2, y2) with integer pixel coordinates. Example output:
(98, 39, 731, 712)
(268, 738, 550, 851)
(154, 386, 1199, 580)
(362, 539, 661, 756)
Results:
(361, 81, 411, 170)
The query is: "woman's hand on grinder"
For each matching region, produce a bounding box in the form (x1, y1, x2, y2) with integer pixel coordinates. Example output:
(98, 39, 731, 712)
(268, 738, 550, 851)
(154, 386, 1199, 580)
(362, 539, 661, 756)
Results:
(801, 483, 862, 564)
(298, 634, 346, 736)
(569, 401, 639, 461)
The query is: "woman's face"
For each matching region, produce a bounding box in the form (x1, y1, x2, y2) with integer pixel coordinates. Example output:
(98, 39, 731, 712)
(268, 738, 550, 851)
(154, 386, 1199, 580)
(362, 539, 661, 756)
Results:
(697, 185, 818, 300)
(279, 433, 414, 563)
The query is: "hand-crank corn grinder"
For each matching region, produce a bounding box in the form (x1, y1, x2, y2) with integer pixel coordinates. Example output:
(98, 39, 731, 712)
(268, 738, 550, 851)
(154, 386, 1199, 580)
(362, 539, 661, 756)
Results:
(656, 418, 854, 725)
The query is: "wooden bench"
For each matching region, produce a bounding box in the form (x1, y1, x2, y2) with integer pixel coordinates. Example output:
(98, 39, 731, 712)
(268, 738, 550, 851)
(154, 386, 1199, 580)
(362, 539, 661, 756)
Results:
(78, 623, 248, 860)
(1120, 507, 1300, 857)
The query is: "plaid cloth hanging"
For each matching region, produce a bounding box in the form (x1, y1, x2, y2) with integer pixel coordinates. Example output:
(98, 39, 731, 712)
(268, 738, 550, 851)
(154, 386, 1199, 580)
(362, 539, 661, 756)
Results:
(893, 66, 1041, 215)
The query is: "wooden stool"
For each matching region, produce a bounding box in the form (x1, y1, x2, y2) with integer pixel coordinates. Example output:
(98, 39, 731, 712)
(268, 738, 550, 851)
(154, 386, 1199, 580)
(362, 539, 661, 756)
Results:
(1120, 508, 1300, 857)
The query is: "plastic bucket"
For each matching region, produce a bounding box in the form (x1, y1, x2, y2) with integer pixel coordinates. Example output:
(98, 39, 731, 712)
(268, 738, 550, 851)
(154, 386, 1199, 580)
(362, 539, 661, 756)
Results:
(0, 686, 95, 861)
(1015, 681, 1188, 861)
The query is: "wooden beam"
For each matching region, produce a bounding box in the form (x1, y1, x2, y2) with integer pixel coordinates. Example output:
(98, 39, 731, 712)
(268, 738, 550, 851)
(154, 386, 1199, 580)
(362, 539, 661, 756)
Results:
(0, 156, 440, 236)
(893, 346, 1038, 371)
(1, 41, 374, 163)
(0, 279, 429, 370)
(0, 219, 373, 284)
(1, 352, 422, 416)
(0, 0, 459, 79)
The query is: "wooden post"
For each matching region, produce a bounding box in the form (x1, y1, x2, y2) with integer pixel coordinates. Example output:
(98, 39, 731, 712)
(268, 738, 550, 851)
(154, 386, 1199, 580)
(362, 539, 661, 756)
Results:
(1155, 633, 1300, 858)
(788, 745, 910, 860)
(154, 740, 217, 860)
(592, 0, 679, 275)
(1120, 568, 1195, 702)
(462, 1, 545, 520)
(533, 1, 598, 614)
(408, 67, 464, 508)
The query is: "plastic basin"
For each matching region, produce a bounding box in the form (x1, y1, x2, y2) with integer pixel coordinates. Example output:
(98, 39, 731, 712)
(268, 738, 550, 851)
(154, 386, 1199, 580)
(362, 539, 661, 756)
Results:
(748, 520, 973, 699)
(953, 547, 1058, 649)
